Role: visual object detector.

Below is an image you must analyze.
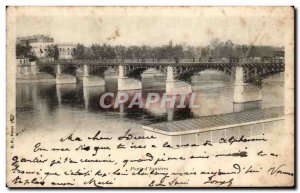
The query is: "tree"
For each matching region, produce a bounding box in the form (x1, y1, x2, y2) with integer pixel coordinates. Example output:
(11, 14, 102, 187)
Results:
(200, 47, 209, 59)
(173, 45, 184, 60)
(152, 46, 163, 61)
(46, 45, 59, 60)
(90, 44, 101, 59)
(183, 45, 195, 59)
(140, 45, 151, 59)
(100, 44, 116, 59)
(72, 44, 86, 59)
(16, 40, 37, 61)
(84, 47, 95, 60)
(114, 45, 127, 59)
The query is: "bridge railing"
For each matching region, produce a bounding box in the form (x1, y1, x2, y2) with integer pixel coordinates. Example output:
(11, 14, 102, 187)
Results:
(37, 58, 284, 66)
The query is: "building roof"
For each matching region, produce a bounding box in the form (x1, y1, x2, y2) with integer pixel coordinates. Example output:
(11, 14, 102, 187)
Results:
(17, 35, 54, 43)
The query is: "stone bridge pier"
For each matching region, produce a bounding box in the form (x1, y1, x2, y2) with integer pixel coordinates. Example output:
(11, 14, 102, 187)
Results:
(118, 65, 142, 91)
(233, 66, 262, 112)
(82, 64, 105, 87)
(55, 64, 76, 84)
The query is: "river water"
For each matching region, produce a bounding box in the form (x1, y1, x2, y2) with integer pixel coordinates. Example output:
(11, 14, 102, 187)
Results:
(16, 70, 284, 137)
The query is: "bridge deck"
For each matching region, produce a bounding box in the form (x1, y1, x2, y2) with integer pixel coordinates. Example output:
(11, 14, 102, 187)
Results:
(38, 59, 284, 68)
(143, 107, 284, 136)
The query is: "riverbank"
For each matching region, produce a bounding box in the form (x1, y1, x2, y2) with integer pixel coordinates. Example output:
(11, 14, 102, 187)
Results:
(17, 72, 56, 84)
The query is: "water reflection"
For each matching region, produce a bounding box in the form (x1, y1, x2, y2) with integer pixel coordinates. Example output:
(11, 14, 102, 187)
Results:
(261, 73, 284, 108)
(191, 70, 234, 116)
(56, 84, 77, 105)
(83, 86, 105, 109)
(95, 89, 193, 122)
(16, 71, 284, 134)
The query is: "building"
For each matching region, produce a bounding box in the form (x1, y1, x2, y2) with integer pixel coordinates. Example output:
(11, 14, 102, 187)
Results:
(16, 57, 37, 78)
(17, 35, 54, 44)
(17, 35, 54, 58)
(58, 44, 75, 59)
(17, 35, 76, 59)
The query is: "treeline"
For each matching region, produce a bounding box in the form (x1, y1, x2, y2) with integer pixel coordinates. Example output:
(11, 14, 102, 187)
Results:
(16, 38, 284, 61)
(204, 39, 283, 59)
(71, 39, 283, 60)
(71, 42, 198, 61)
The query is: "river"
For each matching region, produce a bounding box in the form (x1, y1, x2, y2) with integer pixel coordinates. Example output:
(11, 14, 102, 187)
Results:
(16, 70, 284, 138)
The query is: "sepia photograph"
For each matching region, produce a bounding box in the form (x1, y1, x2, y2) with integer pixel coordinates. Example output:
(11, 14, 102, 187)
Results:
(6, 6, 295, 188)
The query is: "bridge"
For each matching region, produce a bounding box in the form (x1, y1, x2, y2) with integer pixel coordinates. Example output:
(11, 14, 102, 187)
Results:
(37, 58, 285, 112)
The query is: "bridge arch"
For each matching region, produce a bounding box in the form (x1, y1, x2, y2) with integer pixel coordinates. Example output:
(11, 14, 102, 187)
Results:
(175, 67, 233, 83)
(61, 66, 77, 76)
(103, 67, 118, 76)
(141, 68, 166, 77)
(89, 66, 109, 77)
(259, 69, 285, 82)
(140, 68, 166, 90)
(262, 71, 284, 84)
(125, 66, 165, 80)
(193, 69, 232, 81)
(244, 67, 284, 88)
(39, 65, 55, 76)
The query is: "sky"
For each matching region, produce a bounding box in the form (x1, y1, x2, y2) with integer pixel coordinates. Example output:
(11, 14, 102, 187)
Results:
(13, 7, 293, 47)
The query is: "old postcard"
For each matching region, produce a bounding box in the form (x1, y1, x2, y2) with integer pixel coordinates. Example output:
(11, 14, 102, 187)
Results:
(6, 6, 294, 188)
